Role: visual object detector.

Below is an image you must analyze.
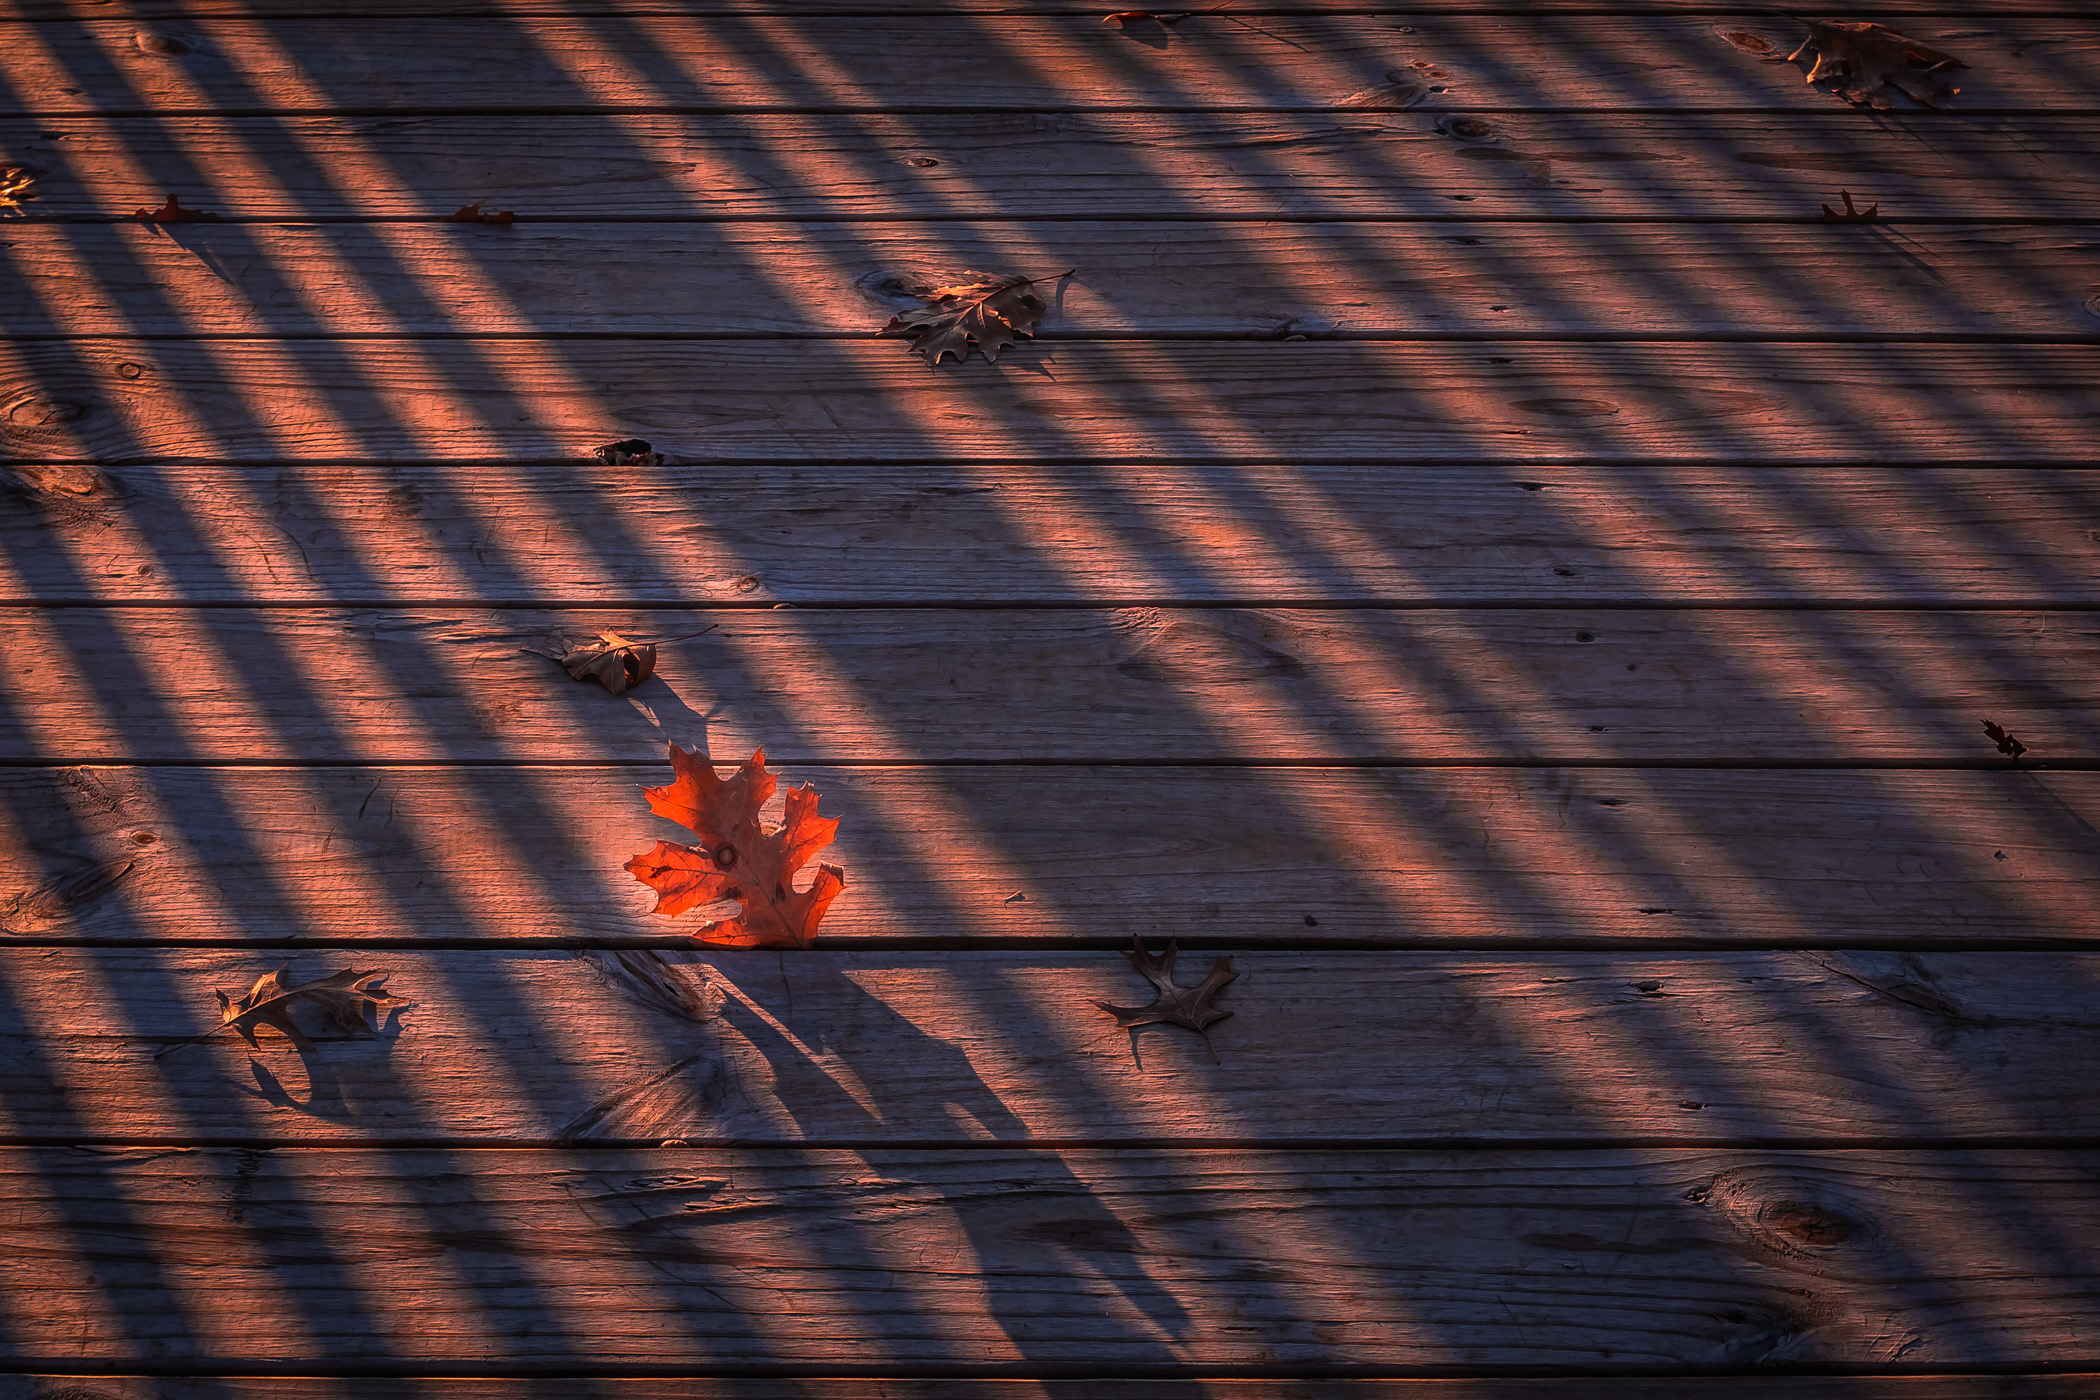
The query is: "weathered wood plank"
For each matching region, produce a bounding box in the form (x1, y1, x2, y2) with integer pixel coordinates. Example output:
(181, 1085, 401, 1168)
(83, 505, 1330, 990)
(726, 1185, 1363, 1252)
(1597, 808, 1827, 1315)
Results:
(3, 1145, 2098, 1367)
(6, 0, 2089, 15)
(6, 1382, 2095, 1400)
(11, 112, 2100, 221)
(3, 766, 2093, 945)
(8, 462, 2096, 606)
(3, 17, 2089, 115)
(11, 222, 2100, 338)
(8, 341, 2100, 464)
(13, 945, 2100, 1144)
(5, 606, 2095, 764)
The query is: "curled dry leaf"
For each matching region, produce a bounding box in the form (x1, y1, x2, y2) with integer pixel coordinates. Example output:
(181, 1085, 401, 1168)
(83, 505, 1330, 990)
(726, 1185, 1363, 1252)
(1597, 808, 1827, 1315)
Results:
(156, 962, 415, 1058)
(522, 625, 716, 696)
(1981, 719, 2028, 761)
(1788, 20, 1964, 108)
(883, 269, 1071, 367)
(626, 744, 847, 949)
(0, 166, 36, 214)
(450, 202, 516, 225)
(596, 437, 665, 466)
(1097, 936, 1236, 1060)
(133, 194, 218, 224)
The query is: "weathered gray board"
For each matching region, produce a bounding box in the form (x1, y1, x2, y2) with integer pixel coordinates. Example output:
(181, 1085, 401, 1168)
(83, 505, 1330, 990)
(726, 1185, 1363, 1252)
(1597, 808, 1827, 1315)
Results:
(8, 341, 2100, 464)
(2, 1146, 2096, 1368)
(12, 113, 2100, 220)
(5, 17, 2087, 114)
(9, 946, 2100, 1145)
(8, 463, 2095, 606)
(3, 606, 2092, 764)
(10, 223, 2100, 338)
(3, 766, 2093, 945)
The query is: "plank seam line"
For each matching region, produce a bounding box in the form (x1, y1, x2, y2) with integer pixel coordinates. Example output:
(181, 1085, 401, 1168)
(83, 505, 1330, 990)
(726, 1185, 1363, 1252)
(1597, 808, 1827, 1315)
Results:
(28, 465, 2100, 476)
(11, 599, 2100, 612)
(7, 6, 2099, 17)
(13, 936, 2098, 953)
(12, 330, 2100, 345)
(2, 758, 2076, 770)
(23, 216, 2100, 228)
(0, 1362, 2095, 1382)
(13, 104, 2099, 118)
(16, 1135, 2100, 1151)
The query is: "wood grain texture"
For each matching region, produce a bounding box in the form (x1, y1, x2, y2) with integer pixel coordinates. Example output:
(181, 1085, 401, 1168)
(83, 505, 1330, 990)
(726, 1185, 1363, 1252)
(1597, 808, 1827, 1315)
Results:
(11, 112, 2100, 221)
(13, 945, 2100, 1145)
(8, 462, 2096, 606)
(5, 1382, 2096, 1400)
(9, 340, 2100, 465)
(2, 17, 2088, 115)
(5, 606, 2096, 764)
(4, 1145, 2099, 1367)
(10, 222, 2100, 338)
(3, 765, 2093, 946)
(5, 0, 2088, 15)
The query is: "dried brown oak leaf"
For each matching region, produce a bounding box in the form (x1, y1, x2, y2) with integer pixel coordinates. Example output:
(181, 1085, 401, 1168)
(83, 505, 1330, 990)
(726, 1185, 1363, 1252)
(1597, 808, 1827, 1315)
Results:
(155, 962, 415, 1059)
(1788, 20, 1964, 108)
(595, 437, 665, 466)
(626, 744, 846, 948)
(0, 166, 36, 214)
(522, 626, 714, 696)
(883, 269, 1071, 367)
(1097, 936, 1236, 1059)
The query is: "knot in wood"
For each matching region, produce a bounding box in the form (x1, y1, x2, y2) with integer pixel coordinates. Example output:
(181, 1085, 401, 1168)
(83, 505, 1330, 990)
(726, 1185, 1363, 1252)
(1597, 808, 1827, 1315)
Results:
(5, 394, 92, 438)
(1698, 1167, 1876, 1274)
(1768, 1200, 1856, 1247)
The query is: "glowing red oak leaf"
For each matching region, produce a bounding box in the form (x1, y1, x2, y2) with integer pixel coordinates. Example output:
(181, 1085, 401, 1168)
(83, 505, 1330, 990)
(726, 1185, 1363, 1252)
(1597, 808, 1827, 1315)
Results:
(624, 744, 846, 948)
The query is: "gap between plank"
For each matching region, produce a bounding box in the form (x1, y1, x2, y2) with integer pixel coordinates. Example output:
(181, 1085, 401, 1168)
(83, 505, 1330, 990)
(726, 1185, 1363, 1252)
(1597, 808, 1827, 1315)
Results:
(0, 757, 2073, 771)
(9, 934, 2097, 953)
(14, 104, 2098, 119)
(0, 1361, 2092, 1381)
(8, 331, 2099, 346)
(14, 1134, 2100, 1152)
(22, 215, 2100, 227)
(6, 599, 2100, 613)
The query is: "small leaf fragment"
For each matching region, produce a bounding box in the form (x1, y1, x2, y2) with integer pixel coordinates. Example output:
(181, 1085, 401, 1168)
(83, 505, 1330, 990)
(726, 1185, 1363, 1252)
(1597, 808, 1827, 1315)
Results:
(882, 269, 1071, 367)
(1096, 936, 1236, 1060)
(450, 202, 516, 225)
(157, 962, 414, 1058)
(0, 166, 37, 214)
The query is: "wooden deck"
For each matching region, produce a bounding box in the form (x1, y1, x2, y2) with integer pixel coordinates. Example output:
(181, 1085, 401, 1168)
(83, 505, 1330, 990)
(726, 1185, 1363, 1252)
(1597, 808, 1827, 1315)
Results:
(2, 0, 2099, 1394)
